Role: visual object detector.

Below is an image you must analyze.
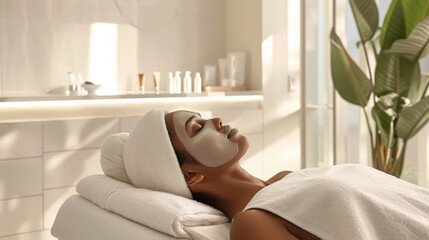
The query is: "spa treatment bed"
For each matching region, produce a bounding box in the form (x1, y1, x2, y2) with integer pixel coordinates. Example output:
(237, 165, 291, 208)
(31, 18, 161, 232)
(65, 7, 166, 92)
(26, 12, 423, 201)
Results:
(51, 181, 231, 240)
(52, 194, 185, 240)
(51, 131, 231, 240)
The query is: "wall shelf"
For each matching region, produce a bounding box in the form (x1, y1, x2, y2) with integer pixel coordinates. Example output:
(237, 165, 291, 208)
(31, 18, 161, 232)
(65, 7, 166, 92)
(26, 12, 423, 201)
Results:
(0, 92, 263, 123)
(0, 91, 262, 102)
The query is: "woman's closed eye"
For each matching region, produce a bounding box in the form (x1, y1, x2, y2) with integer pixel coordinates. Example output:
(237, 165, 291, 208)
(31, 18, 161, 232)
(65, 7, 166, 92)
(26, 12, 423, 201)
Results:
(186, 117, 206, 137)
(190, 123, 203, 136)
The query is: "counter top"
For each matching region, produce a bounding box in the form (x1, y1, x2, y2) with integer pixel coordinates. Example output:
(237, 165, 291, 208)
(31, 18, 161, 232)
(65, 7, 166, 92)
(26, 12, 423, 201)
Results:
(0, 91, 263, 123)
(0, 90, 262, 102)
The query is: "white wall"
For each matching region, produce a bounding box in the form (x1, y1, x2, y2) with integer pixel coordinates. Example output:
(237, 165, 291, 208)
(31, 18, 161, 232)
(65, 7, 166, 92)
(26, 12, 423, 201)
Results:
(0, 0, 264, 95)
(225, 0, 262, 90)
(262, 0, 302, 178)
(0, 0, 233, 94)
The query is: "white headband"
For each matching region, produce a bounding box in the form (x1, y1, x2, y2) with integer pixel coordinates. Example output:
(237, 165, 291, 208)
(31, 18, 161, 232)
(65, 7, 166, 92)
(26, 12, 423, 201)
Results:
(122, 110, 192, 199)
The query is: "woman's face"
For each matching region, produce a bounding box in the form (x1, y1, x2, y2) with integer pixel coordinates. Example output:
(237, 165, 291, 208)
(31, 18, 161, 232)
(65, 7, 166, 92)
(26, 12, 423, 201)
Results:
(165, 110, 249, 168)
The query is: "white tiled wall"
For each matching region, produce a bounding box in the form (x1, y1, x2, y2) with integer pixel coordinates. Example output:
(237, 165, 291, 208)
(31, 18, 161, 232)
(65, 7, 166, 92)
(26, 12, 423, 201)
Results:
(43, 118, 119, 152)
(0, 117, 119, 239)
(44, 149, 102, 189)
(0, 122, 42, 160)
(0, 196, 43, 237)
(0, 158, 42, 199)
(0, 109, 263, 239)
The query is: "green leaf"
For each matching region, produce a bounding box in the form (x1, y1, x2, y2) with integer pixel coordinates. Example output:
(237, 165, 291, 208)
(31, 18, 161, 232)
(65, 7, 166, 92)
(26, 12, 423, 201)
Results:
(402, 0, 429, 36)
(330, 30, 372, 107)
(380, 0, 406, 50)
(407, 73, 429, 104)
(386, 16, 429, 61)
(396, 95, 429, 141)
(372, 103, 393, 146)
(349, 0, 379, 42)
(372, 93, 411, 146)
(393, 141, 407, 177)
(374, 52, 419, 97)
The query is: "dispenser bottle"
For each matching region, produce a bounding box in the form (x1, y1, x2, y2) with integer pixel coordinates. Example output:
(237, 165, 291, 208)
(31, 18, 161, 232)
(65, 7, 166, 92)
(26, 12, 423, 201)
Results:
(183, 71, 192, 94)
(194, 72, 202, 93)
(174, 71, 182, 94)
(168, 72, 175, 94)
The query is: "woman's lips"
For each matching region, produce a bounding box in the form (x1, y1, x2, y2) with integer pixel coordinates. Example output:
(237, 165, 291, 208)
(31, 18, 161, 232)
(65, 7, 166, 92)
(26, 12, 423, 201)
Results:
(227, 128, 238, 139)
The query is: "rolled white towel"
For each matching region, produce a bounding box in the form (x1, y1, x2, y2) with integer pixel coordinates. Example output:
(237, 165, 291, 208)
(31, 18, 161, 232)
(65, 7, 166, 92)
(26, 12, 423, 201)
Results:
(100, 132, 132, 184)
(123, 110, 192, 199)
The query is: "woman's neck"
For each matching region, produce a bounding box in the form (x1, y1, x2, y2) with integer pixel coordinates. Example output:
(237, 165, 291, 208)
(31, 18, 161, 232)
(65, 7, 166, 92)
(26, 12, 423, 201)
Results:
(193, 167, 267, 219)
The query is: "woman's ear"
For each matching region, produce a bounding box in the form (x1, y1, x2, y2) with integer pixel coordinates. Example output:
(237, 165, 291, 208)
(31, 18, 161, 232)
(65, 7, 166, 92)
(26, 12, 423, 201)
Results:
(183, 171, 204, 186)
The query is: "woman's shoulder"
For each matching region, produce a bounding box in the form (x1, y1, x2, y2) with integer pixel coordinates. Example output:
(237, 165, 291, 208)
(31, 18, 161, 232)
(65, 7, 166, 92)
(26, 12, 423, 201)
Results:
(265, 170, 293, 185)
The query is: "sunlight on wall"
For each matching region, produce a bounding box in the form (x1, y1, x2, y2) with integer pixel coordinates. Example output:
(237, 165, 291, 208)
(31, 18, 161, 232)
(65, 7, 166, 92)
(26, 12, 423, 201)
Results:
(262, 35, 273, 73)
(287, 0, 300, 73)
(418, 125, 429, 188)
(88, 23, 118, 91)
(0, 131, 18, 153)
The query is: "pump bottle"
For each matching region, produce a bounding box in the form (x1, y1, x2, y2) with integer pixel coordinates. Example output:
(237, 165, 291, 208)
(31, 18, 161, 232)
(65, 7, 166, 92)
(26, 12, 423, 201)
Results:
(183, 71, 192, 94)
(168, 72, 175, 94)
(174, 71, 182, 94)
(194, 72, 202, 93)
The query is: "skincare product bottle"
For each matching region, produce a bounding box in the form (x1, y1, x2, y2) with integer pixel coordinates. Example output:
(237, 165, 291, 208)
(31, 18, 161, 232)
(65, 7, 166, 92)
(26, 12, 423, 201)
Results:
(138, 73, 146, 92)
(174, 71, 182, 94)
(183, 71, 192, 94)
(218, 58, 229, 86)
(228, 52, 246, 87)
(76, 72, 85, 95)
(68, 72, 78, 92)
(194, 72, 202, 93)
(168, 72, 175, 94)
(203, 65, 217, 86)
(153, 71, 160, 93)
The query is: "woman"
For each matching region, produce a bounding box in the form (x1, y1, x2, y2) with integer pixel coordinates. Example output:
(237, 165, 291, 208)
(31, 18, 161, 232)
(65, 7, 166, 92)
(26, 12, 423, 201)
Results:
(164, 110, 315, 239)
(160, 111, 429, 240)
(124, 109, 429, 240)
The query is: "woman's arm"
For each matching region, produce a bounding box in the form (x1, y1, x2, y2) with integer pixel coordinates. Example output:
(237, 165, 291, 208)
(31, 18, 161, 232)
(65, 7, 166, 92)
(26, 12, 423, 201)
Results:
(230, 209, 299, 240)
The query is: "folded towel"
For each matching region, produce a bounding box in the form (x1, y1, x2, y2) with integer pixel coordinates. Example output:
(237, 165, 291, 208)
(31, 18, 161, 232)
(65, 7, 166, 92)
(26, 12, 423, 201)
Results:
(77, 174, 229, 238)
(76, 174, 134, 209)
(123, 110, 192, 199)
(100, 132, 132, 184)
(108, 188, 229, 238)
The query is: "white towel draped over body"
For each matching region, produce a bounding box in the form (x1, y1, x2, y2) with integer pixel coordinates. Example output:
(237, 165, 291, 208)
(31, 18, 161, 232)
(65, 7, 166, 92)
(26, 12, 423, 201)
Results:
(244, 164, 429, 240)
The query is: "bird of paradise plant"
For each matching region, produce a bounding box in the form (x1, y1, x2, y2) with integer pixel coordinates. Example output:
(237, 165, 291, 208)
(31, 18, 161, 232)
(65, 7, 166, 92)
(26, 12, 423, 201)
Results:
(330, 0, 429, 177)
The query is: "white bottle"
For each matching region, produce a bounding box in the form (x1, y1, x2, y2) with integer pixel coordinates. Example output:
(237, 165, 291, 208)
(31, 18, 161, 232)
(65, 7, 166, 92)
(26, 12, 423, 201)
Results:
(168, 72, 175, 94)
(183, 71, 192, 94)
(174, 71, 182, 94)
(194, 72, 202, 93)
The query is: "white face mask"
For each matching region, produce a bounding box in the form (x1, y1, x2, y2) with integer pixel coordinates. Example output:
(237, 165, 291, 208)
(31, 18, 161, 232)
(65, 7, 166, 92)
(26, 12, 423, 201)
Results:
(173, 111, 238, 167)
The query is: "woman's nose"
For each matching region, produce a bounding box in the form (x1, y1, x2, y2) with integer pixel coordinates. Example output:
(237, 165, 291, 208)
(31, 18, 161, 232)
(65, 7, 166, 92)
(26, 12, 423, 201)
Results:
(210, 117, 223, 129)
